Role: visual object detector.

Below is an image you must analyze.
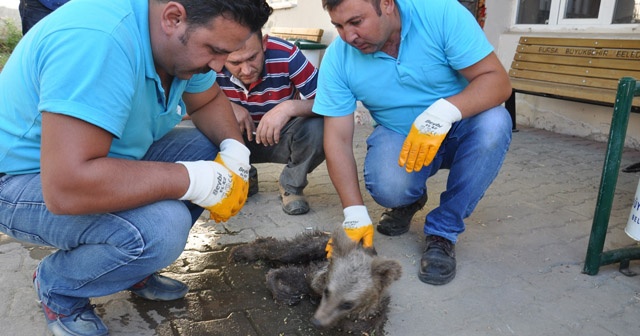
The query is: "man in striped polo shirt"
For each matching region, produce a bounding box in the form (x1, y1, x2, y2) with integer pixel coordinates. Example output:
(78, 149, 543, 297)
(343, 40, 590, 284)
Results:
(216, 31, 325, 215)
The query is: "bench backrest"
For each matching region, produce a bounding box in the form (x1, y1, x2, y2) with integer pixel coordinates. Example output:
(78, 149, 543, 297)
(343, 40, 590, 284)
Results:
(509, 37, 640, 107)
(269, 27, 324, 43)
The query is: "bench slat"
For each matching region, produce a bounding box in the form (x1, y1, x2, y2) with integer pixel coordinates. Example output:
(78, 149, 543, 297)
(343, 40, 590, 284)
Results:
(510, 78, 640, 107)
(516, 44, 640, 61)
(510, 69, 621, 90)
(519, 37, 640, 49)
(514, 53, 639, 71)
(511, 61, 640, 81)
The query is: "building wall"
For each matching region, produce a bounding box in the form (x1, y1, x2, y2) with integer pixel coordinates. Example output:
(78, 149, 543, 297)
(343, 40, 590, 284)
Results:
(266, 1, 336, 45)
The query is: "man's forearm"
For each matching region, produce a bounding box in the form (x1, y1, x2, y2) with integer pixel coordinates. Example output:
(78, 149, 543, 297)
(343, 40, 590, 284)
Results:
(324, 115, 364, 208)
(191, 92, 244, 145)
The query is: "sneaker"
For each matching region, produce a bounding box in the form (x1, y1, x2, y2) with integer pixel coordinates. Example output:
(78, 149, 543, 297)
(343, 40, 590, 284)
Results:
(376, 193, 428, 236)
(278, 184, 309, 215)
(129, 273, 188, 301)
(248, 165, 259, 197)
(33, 271, 108, 336)
(419, 235, 456, 285)
(40, 302, 108, 336)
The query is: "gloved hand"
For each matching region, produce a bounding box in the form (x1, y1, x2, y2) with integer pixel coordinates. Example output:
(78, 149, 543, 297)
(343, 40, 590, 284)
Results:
(178, 139, 250, 222)
(325, 205, 374, 258)
(398, 98, 462, 173)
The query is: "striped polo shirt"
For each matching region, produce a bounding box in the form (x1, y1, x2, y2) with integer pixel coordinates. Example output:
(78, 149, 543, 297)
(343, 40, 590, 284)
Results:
(216, 36, 318, 123)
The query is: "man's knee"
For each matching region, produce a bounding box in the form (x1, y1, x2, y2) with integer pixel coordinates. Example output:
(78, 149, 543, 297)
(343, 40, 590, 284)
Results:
(292, 117, 325, 161)
(366, 175, 425, 208)
(119, 201, 192, 270)
(296, 118, 324, 144)
(467, 106, 512, 151)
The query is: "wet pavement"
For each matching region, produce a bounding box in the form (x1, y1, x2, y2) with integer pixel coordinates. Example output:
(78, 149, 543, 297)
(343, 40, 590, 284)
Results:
(2, 122, 640, 335)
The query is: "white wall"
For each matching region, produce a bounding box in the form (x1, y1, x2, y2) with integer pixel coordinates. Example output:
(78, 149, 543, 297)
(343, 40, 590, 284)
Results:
(266, 1, 337, 45)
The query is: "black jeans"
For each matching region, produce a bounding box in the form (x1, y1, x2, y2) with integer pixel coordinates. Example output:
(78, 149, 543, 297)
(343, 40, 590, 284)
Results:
(19, 0, 54, 35)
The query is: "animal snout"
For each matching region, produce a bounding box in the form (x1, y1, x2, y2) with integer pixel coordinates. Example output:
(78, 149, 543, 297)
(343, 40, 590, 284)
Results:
(310, 317, 329, 330)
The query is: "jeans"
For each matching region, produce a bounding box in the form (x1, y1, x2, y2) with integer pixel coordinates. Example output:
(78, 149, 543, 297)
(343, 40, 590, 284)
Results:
(364, 106, 512, 243)
(19, 0, 53, 35)
(0, 127, 216, 315)
(245, 117, 325, 195)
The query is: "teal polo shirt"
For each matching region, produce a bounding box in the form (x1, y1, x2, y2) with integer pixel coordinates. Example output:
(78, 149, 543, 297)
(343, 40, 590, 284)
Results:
(0, 0, 215, 175)
(313, 0, 493, 136)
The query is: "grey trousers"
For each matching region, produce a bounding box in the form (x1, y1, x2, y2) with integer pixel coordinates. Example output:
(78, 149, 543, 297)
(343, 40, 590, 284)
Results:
(245, 117, 325, 195)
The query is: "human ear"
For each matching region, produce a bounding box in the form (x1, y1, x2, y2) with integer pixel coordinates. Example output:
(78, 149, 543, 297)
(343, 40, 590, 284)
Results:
(161, 1, 187, 33)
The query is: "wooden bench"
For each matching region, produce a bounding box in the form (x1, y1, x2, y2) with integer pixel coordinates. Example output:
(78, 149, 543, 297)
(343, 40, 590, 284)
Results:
(505, 36, 640, 130)
(269, 27, 324, 43)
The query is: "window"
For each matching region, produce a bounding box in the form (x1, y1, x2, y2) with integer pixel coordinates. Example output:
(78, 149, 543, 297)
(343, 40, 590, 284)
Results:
(613, 0, 640, 23)
(516, 0, 640, 25)
(563, 0, 601, 19)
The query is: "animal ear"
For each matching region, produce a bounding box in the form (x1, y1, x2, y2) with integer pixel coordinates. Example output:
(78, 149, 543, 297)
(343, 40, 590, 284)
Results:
(371, 258, 402, 288)
(311, 267, 329, 295)
(330, 227, 357, 258)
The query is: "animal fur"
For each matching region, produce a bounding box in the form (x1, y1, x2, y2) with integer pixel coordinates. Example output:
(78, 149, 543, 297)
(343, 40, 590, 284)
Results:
(229, 229, 402, 334)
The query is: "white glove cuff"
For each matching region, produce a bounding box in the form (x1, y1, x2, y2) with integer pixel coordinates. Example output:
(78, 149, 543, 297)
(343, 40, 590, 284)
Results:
(343, 205, 372, 229)
(177, 160, 227, 206)
(219, 139, 251, 180)
(428, 98, 462, 121)
(415, 98, 462, 133)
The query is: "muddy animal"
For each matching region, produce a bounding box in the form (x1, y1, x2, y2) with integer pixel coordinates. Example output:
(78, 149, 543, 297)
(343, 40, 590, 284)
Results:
(229, 229, 402, 334)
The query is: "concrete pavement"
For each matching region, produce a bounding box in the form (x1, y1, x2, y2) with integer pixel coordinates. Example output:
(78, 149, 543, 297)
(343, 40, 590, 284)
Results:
(1, 123, 640, 335)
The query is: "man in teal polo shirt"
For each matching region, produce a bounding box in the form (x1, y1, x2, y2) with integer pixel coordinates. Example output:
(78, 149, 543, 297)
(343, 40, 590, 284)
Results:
(0, 0, 272, 335)
(317, 0, 512, 285)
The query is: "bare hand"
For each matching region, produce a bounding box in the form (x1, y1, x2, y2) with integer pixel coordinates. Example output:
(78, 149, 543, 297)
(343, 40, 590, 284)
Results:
(255, 100, 294, 146)
(230, 102, 256, 141)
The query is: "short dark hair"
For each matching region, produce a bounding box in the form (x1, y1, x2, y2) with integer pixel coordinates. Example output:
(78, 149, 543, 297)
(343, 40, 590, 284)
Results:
(322, 0, 382, 15)
(158, 0, 273, 32)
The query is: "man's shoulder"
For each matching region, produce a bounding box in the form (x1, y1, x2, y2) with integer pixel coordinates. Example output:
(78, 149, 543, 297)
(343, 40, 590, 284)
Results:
(265, 36, 297, 56)
(266, 36, 295, 48)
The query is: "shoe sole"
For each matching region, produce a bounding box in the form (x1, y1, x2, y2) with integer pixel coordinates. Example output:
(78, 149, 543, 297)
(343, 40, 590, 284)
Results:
(418, 267, 456, 285)
(282, 205, 310, 215)
(279, 186, 309, 215)
(376, 224, 410, 236)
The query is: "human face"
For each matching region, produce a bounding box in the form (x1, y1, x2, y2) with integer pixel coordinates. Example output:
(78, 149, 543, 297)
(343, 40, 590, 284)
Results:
(224, 33, 267, 85)
(169, 16, 251, 80)
(328, 0, 396, 54)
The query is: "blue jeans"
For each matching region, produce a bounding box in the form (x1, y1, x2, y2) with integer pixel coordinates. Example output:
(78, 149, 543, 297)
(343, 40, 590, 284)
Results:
(364, 106, 512, 243)
(0, 127, 215, 315)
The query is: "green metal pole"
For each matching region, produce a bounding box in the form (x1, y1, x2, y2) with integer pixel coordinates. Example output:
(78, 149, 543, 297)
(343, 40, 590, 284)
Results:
(583, 77, 637, 275)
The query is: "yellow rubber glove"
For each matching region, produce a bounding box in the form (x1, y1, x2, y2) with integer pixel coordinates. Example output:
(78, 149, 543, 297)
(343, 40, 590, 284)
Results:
(325, 205, 374, 258)
(178, 139, 250, 223)
(398, 98, 462, 173)
(207, 154, 249, 222)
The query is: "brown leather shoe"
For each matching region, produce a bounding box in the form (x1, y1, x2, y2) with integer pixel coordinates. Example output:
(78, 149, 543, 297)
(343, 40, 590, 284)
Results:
(278, 184, 309, 215)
